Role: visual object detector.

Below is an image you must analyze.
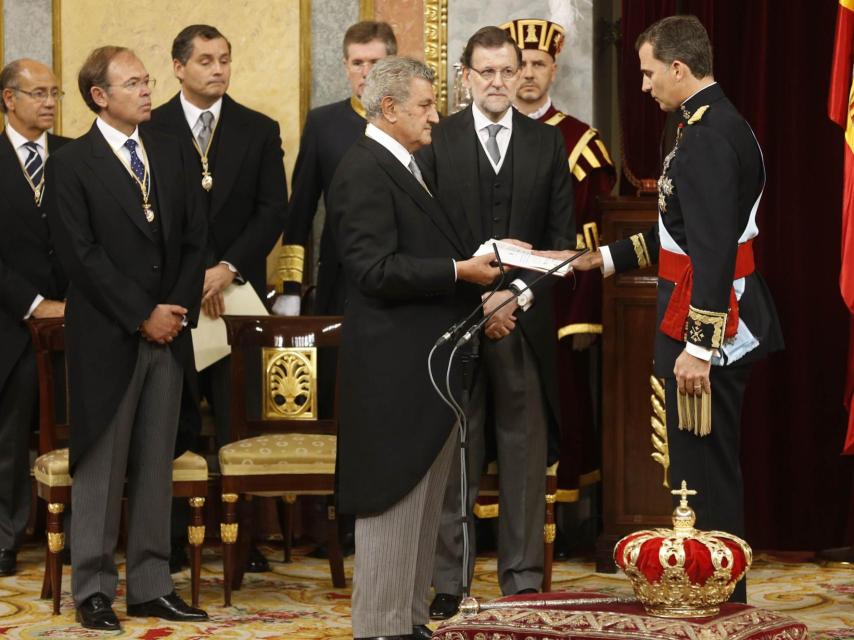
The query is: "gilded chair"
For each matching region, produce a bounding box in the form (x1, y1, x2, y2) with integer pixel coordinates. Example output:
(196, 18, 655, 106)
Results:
(27, 317, 209, 613)
(473, 462, 559, 591)
(218, 315, 345, 606)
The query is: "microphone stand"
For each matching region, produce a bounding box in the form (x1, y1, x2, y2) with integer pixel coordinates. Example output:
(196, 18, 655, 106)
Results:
(447, 247, 587, 597)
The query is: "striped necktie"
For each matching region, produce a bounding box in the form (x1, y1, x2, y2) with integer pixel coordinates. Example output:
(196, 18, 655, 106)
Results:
(23, 141, 43, 184)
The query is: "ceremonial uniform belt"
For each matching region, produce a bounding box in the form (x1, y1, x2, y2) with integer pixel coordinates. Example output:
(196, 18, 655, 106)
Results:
(658, 239, 755, 343)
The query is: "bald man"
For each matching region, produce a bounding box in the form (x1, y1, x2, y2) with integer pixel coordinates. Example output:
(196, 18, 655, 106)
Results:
(0, 59, 71, 577)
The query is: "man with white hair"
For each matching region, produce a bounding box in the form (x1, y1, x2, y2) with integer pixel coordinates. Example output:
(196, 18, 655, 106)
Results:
(329, 55, 500, 640)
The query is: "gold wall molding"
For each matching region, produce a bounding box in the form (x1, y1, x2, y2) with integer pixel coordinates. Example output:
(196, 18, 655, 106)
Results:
(1, 0, 5, 69)
(360, 0, 374, 19)
(300, 0, 310, 129)
(423, 0, 447, 114)
(51, 0, 61, 134)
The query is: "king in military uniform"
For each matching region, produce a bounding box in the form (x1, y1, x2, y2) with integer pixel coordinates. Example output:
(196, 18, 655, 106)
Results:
(540, 15, 783, 603)
(501, 18, 615, 539)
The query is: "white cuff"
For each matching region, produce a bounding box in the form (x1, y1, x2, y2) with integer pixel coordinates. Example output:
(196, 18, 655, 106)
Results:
(511, 278, 533, 311)
(272, 294, 301, 317)
(600, 246, 616, 278)
(685, 342, 715, 361)
(24, 294, 44, 320)
(452, 259, 457, 281)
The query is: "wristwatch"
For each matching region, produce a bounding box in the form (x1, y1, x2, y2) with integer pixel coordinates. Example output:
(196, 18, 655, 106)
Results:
(509, 283, 530, 309)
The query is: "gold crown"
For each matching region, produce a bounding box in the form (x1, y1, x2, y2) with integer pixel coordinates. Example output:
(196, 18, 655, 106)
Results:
(500, 19, 565, 59)
(614, 481, 753, 618)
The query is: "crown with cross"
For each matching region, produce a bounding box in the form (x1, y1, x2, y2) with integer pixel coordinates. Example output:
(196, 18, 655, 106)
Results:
(613, 481, 753, 618)
(500, 19, 565, 59)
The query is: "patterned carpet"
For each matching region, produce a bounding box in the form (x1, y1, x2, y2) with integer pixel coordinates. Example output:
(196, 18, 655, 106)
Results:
(0, 545, 852, 639)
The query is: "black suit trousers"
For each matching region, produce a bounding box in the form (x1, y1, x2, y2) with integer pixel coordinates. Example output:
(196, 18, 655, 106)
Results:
(0, 347, 37, 549)
(665, 362, 751, 603)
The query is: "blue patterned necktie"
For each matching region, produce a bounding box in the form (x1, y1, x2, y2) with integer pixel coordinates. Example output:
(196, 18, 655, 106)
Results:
(123, 138, 147, 187)
(23, 141, 43, 184)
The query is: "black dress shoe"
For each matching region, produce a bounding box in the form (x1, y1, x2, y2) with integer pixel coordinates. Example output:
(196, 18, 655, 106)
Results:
(429, 592, 461, 620)
(0, 549, 16, 576)
(412, 624, 434, 639)
(76, 593, 121, 631)
(169, 543, 190, 573)
(127, 591, 208, 621)
(245, 544, 270, 573)
(307, 530, 356, 559)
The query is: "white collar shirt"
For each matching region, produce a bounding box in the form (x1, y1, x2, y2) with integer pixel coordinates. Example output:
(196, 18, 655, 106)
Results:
(180, 92, 223, 140)
(5, 123, 48, 166)
(472, 103, 514, 173)
(95, 116, 148, 177)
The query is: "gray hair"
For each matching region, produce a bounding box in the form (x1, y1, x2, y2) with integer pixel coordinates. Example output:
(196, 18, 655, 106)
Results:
(362, 56, 434, 121)
(0, 60, 25, 113)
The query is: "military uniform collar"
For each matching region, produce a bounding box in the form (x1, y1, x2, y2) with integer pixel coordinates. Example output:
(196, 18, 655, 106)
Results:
(680, 82, 722, 121)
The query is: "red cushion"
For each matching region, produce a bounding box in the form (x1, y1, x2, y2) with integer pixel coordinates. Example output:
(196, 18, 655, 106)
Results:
(434, 591, 808, 640)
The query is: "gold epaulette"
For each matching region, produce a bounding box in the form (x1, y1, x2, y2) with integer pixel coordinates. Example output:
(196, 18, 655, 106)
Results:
(686, 304, 726, 349)
(687, 105, 709, 125)
(278, 245, 305, 284)
(569, 128, 614, 182)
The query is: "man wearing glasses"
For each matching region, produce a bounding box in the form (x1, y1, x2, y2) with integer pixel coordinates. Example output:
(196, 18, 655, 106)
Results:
(0, 58, 70, 578)
(147, 24, 288, 575)
(46, 46, 207, 630)
(417, 26, 574, 616)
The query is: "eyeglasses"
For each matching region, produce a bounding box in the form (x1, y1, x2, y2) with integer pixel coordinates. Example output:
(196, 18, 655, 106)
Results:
(469, 66, 519, 82)
(12, 88, 65, 102)
(106, 77, 156, 91)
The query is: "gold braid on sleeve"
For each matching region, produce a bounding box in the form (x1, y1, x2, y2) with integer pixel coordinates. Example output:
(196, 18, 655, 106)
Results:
(629, 233, 651, 269)
(686, 305, 726, 349)
(278, 245, 305, 284)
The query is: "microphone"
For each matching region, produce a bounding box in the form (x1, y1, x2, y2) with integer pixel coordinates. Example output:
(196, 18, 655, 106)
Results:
(433, 242, 506, 347)
(455, 248, 588, 347)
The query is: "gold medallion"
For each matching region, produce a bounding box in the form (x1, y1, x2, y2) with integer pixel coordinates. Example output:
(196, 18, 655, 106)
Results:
(144, 204, 155, 223)
(201, 173, 213, 191)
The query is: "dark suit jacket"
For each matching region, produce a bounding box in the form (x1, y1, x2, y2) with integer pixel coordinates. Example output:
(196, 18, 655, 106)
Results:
(609, 83, 783, 375)
(330, 136, 479, 515)
(146, 93, 287, 298)
(0, 131, 71, 392)
(283, 98, 366, 312)
(417, 106, 575, 427)
(46, 124, 205, 470)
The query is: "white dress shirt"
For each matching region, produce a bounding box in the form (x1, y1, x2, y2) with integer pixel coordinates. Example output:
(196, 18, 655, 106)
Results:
(7, 124, 49, 318)
(95, 117, 148, 176)
(179, 91, 223, 141)
(365, 123, 459, 280)
(5, 123, 47, 167)
(472, 103, 513, 173)
(526, 97, 552, 121)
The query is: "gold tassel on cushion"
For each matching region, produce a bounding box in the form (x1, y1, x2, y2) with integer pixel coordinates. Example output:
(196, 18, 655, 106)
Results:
(677, 389, 711, 436)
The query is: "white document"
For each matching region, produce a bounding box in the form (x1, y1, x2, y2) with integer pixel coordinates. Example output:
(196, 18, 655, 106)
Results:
(191, 284, 269, 371)
(474, 240, 574, 277)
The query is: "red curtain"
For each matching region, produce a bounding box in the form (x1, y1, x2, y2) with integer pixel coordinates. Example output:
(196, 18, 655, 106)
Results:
(620, 0, 853, 549)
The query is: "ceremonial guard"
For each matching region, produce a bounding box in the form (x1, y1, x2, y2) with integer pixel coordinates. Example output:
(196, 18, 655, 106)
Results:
(277, 21, 397, 315)
(502, 18, 616, 545)
(542, 15, 783, 603)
